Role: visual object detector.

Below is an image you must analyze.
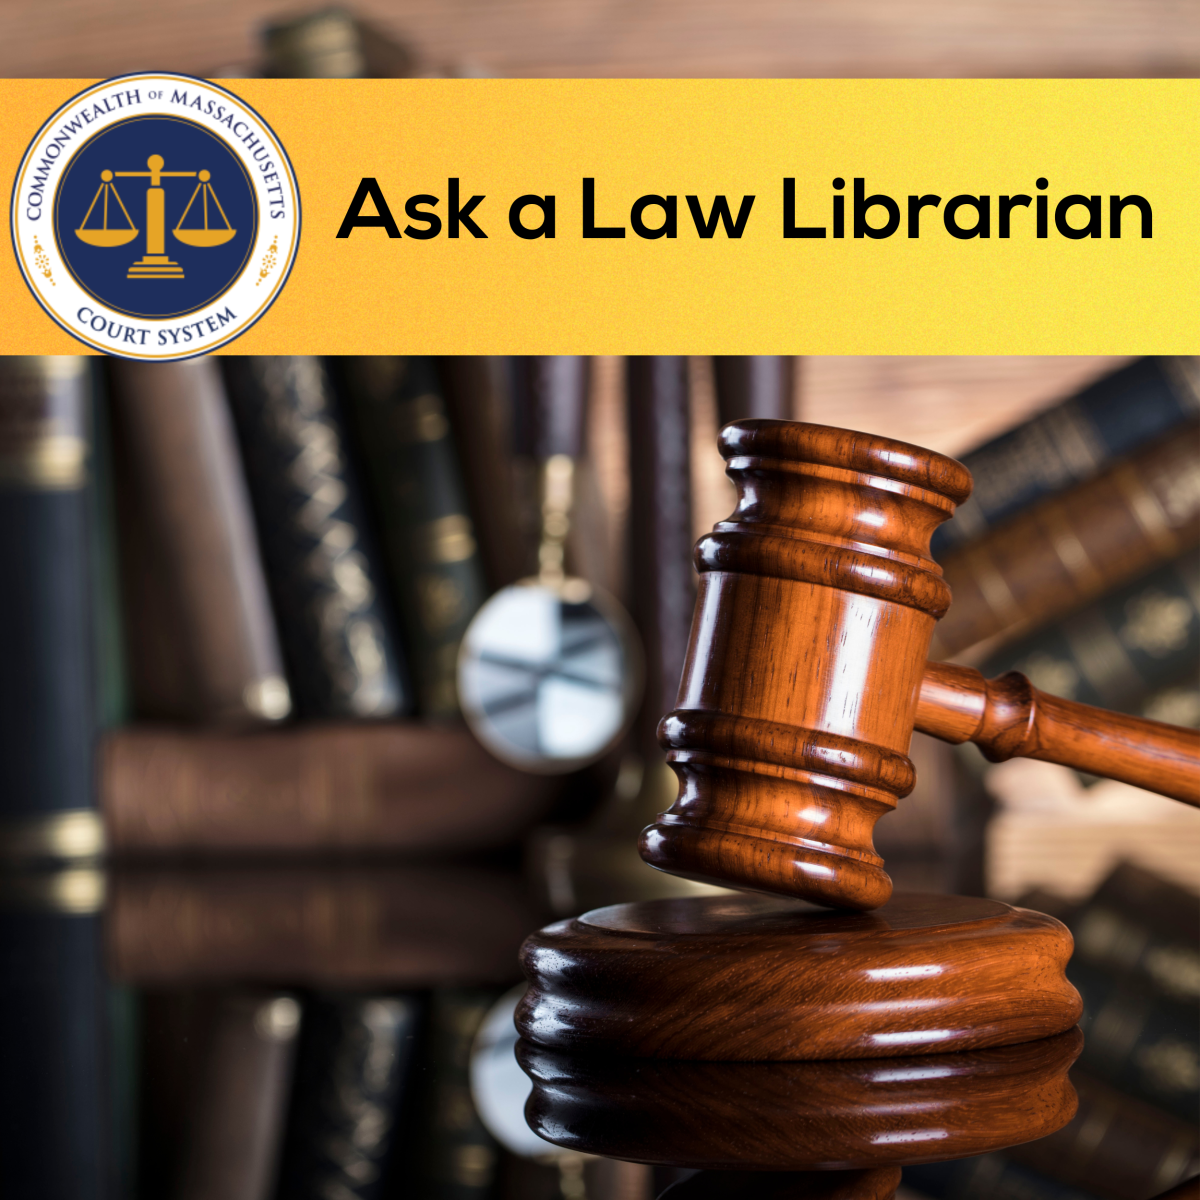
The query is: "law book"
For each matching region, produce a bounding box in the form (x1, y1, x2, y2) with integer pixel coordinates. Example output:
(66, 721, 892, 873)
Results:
(1142, 680, 1200, 729)
(108, 863, 542, 988)
(337, 357, 489, 718)
(0, 357, 99, 856)
(100, 722, 556, 855)
(173, 992, 300, 1200)
(409, 989, 504, 1199)
(1068, 957, 1198, 1125)
(627, 356, 695, 765)
(439, 357, 529, 592)
(1068, 862, 1199, 1006)
(275, 993, 421, 1200)
(929, 420, 1200, 660)
(88, 368, 128, 733)
(261, 6, 417, 79)
(108, 359, 291, 725)
(1008, 1069, 1199, 1200)
(0, 868, 108, 1200)
(220, 356, 411, 719)
(933, 356, 1200, 556)
(712, 356, 795, 423)
(982, 554, 1200, 715)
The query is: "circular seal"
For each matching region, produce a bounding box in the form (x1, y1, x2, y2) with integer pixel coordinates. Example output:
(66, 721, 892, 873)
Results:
(11, 73, 300, 360)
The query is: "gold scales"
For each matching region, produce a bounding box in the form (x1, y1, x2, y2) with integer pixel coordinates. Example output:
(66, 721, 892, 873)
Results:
(74, 154, 236, 280)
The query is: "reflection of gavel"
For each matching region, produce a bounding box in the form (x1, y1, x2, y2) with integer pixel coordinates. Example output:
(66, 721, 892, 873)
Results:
(518, 1027, 1081, 1171)
(640, 420, 1200, 910)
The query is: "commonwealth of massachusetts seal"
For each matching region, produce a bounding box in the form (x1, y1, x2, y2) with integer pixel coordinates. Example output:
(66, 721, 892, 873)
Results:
(11, 73, 300, 360)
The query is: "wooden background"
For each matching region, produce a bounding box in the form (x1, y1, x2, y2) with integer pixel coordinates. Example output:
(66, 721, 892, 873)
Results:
(1, 0, 1196, 81)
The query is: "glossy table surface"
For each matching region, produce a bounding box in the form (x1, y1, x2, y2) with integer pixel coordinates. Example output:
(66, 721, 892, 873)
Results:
(2, 860, 1195, 1200)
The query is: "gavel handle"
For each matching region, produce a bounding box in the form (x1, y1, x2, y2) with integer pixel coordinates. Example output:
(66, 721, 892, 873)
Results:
(916, 661, 1200, 807)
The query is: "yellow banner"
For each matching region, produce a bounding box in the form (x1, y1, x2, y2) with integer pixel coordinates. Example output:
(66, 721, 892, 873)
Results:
(3, 79, 1196, 354)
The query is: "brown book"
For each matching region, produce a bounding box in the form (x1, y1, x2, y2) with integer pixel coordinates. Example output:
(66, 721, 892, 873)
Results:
(107, 863, 542, 987)
(439, 357, 531, 591)
(931, 421, 1200, 659)
(174, 991, 300, 1200)
(713, 356, 796, 423)
(109, 360, 291, 724)
(261, 7, 417, 79)
(100, 722, 556, 854)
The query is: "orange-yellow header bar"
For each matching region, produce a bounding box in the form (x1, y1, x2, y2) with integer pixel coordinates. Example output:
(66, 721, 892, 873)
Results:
(3, 79, 1196, 353)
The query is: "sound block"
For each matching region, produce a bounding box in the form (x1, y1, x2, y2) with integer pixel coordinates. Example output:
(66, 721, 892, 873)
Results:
(517, 892, 1081, 1060)
(516, 1028, 1082, 1170)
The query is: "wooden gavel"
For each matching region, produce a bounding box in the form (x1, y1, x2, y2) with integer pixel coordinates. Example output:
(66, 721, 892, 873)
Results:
(640, 420, 1200, 910)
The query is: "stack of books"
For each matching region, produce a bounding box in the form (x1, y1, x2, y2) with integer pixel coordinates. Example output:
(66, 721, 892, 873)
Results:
(924, 357, 1200, 902)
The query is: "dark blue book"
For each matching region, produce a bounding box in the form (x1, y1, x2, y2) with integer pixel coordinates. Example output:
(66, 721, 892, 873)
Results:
(0, 886, 108, 1200)
(0, 357, 98, 841)
(934, 357, 1199, 557)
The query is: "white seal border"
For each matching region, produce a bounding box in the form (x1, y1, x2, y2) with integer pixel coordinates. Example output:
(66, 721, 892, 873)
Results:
(10, 72, 302, 361)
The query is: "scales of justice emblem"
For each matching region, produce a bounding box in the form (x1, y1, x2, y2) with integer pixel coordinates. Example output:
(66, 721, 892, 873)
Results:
(77, 153, 237, 279)
(11, 73, 301, 361)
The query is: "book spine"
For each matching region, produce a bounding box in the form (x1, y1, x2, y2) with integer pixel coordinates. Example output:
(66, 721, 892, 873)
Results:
(934, 356, 1200, 555)
(982, 554, 1200, 713)
(0, 357, 97, 845)
(275, 993, 421, 1200)
(627, 357, 694, 762)
(0, 870, 108, 1200)
(174, 992, 301, 1200)
(221, 356, 411, 719)
(930, 421, 1200, 659)
(1070, 862, 1200, 1004)
(1069, 959, 1198, 1124)
(1142, 679, 1200, 728)
(260, 8, 416, 79)
(100, 722, 554, 854)
(712, 356, 795, 423)
(411, 989, 503, 1198)
(88, 366, 129, 731)
(338, 357, 488, 718)
(439, 358, 529, 592)
(108, 359, 291, 724)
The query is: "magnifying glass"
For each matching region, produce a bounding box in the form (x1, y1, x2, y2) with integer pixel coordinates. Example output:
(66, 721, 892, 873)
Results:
(457, 359, 642, 774)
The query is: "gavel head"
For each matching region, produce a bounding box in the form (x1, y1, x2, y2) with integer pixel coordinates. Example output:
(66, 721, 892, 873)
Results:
(640, 420, 973, 910)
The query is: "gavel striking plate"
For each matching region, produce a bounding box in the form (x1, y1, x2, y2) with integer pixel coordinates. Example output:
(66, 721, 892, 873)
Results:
(518, 420, 1200, 1063)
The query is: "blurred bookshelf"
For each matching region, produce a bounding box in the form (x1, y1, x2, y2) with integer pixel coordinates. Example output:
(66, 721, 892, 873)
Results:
(0, 0, 1197, 79)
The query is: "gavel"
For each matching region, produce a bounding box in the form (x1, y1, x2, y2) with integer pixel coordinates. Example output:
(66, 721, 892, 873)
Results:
(640, 420, 1200, 911)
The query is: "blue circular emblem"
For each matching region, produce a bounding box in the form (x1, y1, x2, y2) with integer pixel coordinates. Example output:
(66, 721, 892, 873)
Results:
(12, 74, 300, 361)
(55, 115, 258, 320)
